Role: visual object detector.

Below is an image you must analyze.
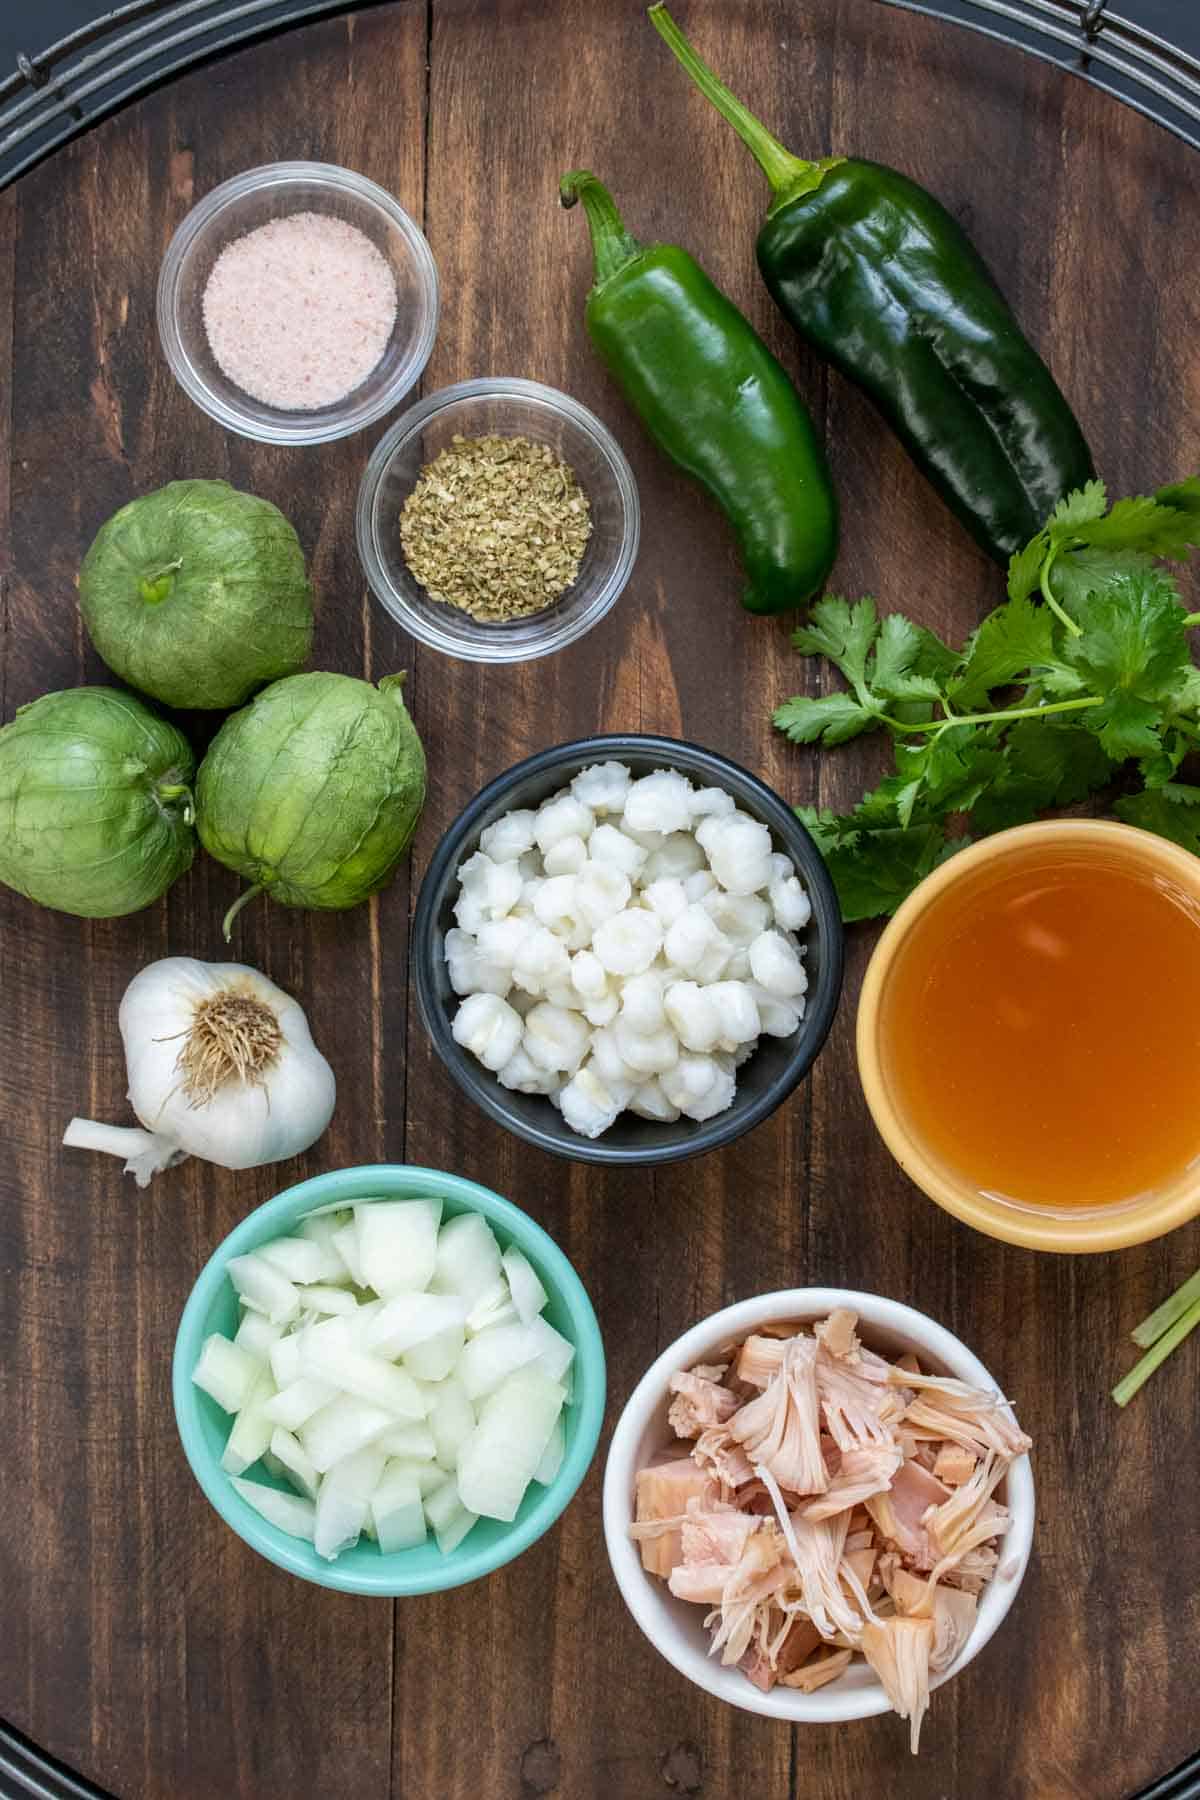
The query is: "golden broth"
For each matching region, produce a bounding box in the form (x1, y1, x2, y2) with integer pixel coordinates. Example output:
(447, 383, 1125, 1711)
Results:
(877, 849, 1200, 1210)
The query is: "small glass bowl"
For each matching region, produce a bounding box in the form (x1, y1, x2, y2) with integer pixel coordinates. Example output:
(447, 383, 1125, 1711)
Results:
(157, 161, 439, 445)
(355, 377, 640, 662)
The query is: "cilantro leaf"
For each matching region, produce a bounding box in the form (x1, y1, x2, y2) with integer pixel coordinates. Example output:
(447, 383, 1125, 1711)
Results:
(797, 805, 959, 921)
(1049, 546, 1168, 612)
(772, 691, 880, 747)
(1007, 531, 1049, 603)
(1061, 572, 1191, 704)
(868, 614, 944, 702)
(1060, 487, 1200, 560)
(1084, 692, 1163, 761)
(951, 598, 1058, 707)
(1116, 783, 1200, 853)
(790, 597, 878, 694)
(1155, 476, 1200, 526)
(1137, 730, 1190, 789)
(1050, 481, 1108, 530)
(1005, 717, 1113, 804)
(852, 772, 928, 830)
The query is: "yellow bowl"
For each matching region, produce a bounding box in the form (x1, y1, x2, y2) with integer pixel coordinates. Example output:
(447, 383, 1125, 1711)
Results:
(856, 819, 1200, 1253)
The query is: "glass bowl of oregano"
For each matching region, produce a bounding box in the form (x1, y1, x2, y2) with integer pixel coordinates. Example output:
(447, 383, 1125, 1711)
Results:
(356, 377, 640, 662)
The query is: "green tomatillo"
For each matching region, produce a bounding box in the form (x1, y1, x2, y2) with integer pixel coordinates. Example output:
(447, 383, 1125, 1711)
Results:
(195, 670, 427, 938)
(0, 686, 195, 917)
(78, 479, 313, 709)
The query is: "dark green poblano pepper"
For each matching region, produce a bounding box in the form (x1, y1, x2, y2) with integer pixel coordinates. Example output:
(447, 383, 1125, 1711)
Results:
(649, 6, 1097, 567)
(561, 169, 838, 615)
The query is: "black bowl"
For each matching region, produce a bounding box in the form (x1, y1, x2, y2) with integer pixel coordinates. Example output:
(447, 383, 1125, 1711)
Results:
(412, 734, 844, 1166)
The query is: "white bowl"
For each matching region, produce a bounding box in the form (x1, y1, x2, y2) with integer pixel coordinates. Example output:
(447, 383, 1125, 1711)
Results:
(602, 1288, 1035, 1724)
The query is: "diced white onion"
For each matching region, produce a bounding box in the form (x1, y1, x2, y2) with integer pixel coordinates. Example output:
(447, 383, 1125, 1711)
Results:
(430, 1213, 503, 1306)
(371, 1467, 427, 1553)
(355, 1198, 442, 1297)
(257, 1236, 340, 1286)
(456, 1368, 565, 1522)
(501, 1248, 548, 1326)
(198, 1203, 571, 1565)
(226, 1253, 300, 1326)
(533, 1416, 566, 1486)
(232, 1477, 317, 1543)
(457, 1322, 541, 1400)
(193, 1334, 261, 1414)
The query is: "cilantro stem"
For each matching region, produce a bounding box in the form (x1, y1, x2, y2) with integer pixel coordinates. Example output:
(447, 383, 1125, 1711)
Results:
(1112, 1292, 1200, 1406)
(1039, 543, 1083, 638)
(880, 694, 1102, 737)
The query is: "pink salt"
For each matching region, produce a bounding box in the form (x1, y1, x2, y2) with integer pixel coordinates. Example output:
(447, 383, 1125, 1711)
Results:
(202, 211, 398, 411)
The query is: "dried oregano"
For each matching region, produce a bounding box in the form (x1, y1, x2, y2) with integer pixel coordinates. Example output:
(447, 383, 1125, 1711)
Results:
(399, 434, 593, 621)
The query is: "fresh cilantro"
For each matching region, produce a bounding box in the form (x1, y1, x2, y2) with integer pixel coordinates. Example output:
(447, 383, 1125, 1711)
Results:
(797, 804, 961, 922)
(1051, 480, 1109, 530)
(1060, 572, 1190, 701)
(789, 597, 880, 694)
(1049, 547, 1164, 612)
(950, 597, 1058, 708)
(777, 475, 1200, 919)
(1115, 783, 1200, 852)
(773, 691, 878, 747)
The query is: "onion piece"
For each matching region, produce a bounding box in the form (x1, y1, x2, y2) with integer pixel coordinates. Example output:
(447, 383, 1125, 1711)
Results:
(355, 1199, 442, 1297)
(269, 1333, 304, 1389)
(425, 1377, 477, 1470)
(402, 1324, 466, 1382)
(234, 1312, 285, 1363)
(313, 1445, 387, 1561)
(232, 1477, 317, 1542)
(533, 1416, 565, 1487)
(387, 1457, 447, 1498)
(331, 1222, 365, 1286)
(376, 1422, 437, 1460)
(294, 1284, 359, 1317)
(456, 1367, 565, 1522)
(257, 1236, 339, 1286)
(423, 1477, 479, 1553)
(457, 1323, 541, 1401)
(371, 1467, 427, 1553)
(270, 1427, 320, 1501)
(465, 1277, 518, 1335)
(501, 1249, 549, 1326)
(227, 1254, 301, 1326)
(263, 1377, 337, 1432)
(193, 1334, 261, 1414)
(220, 1371, 277, 1475)
(430, 1213, 503, 1306)
(298, 1316, 426, 1419)
(299, 1397, 396, 1474)
(527, 1315, 575, 1384)
(368, 1292, 468, 1358)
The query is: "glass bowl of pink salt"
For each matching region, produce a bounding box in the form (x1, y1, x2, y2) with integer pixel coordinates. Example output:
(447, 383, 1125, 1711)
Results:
(157, 161, 439, 446)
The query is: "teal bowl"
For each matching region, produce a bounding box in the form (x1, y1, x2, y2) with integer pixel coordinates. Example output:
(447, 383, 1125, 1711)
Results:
(173, 1164, 606, 1595)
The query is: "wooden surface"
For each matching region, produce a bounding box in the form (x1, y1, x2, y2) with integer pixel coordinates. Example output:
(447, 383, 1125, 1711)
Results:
(1, 3, 1198, 1796)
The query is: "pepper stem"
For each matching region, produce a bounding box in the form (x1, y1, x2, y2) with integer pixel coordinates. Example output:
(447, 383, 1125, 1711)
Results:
(647, 6, 841, 211)
(221, 882, 264, 943)
(559, 171, 644, 287)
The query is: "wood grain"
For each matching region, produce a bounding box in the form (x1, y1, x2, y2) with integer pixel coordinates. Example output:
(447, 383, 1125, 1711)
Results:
(1, 3, 1199, 1797)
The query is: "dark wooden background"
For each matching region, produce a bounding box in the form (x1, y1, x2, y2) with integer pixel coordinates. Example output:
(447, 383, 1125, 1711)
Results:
(1, 3, 1198, 1796)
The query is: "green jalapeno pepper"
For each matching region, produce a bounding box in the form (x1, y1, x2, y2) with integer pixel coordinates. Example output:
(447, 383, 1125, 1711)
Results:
(649, 6, 1096, 567)
(560, 170, 838, 615)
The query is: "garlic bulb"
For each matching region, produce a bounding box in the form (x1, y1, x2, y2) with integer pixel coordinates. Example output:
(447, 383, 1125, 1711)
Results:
(63, 957, 335, 1186)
